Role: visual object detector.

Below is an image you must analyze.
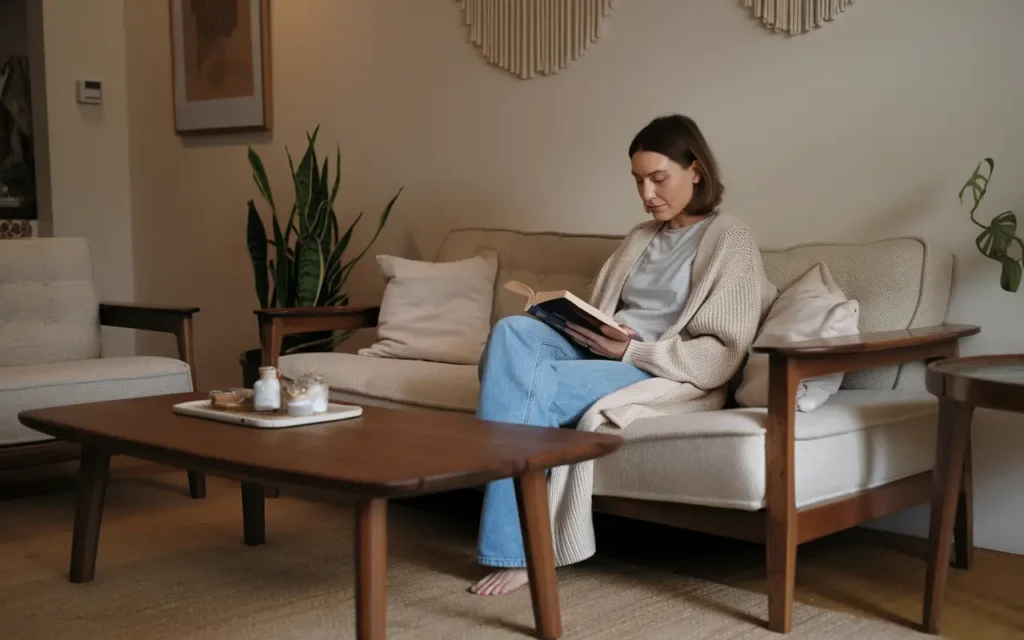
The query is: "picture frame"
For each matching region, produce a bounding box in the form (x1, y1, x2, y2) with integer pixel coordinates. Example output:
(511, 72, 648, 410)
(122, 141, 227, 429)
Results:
(169, 0, 272, 135)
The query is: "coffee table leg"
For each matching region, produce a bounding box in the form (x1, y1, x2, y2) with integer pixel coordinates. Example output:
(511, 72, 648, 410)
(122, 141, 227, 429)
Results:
(923, 398, 973, 634)
(355, 498, 388, 640)
(515, 470, 563, 640)
(70, 445, 111, 583)
(241, 481, 266, 546)
(187, 470, 207, 499)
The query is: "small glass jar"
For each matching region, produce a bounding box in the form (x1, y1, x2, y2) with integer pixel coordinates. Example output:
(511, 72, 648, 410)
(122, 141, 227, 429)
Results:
(309, 376, 328, 413)
(253, 367, 281, 412)
(286, 397, 314, 417)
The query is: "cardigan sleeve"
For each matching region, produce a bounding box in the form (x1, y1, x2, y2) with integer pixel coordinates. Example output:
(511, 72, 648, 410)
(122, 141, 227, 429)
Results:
(620, 228, 765, 388)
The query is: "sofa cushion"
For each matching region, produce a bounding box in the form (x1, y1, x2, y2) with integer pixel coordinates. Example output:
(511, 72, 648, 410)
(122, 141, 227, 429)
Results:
(761, 237, 952, 391)
(279, 352, 479, 413)
(0, 238, 102, 367)
(0, 356, 193, 446)
(358, 252, 498, 365)
(736, 263, 860, 412)
(592, 390, 938, 510)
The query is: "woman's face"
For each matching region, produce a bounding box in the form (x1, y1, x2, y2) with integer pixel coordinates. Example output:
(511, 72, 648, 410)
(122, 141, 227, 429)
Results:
(630, 150, 700, 223)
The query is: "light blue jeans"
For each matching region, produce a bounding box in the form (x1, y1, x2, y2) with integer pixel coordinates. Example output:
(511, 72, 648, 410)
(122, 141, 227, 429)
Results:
(475, 315, 652, 568)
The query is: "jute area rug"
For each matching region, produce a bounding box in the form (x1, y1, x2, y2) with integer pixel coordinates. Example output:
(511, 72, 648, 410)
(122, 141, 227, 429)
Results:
(1, 468, 937, 639)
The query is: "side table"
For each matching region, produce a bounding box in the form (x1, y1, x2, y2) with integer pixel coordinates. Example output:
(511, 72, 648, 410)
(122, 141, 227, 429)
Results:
(923, 354, 1022, 633)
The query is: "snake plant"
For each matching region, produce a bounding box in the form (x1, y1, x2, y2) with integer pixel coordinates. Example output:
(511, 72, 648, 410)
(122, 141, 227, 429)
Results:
(246, 126, 401, 351)
(960, 158, 1021, 292)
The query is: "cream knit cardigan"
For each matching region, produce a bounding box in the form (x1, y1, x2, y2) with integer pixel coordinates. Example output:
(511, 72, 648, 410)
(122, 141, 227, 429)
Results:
(546, 211, 777, 566)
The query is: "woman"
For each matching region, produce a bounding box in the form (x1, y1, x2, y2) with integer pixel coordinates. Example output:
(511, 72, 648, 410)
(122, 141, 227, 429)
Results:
(470, 114, 775, 596)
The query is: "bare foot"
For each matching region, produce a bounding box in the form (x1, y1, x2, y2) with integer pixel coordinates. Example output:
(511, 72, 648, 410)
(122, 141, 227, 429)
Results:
(468, 568, 529, 596)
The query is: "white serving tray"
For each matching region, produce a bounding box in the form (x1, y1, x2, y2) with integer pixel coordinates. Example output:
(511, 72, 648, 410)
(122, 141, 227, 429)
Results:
(172, 400, 363, 429)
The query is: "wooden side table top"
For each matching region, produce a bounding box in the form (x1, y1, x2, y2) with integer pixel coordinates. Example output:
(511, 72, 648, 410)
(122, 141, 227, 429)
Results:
(926, 354, 1024, 413)
(18, 392, 623, 498)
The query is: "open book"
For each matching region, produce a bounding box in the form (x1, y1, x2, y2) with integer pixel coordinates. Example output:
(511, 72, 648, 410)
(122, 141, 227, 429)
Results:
(503, 280, 638, 343)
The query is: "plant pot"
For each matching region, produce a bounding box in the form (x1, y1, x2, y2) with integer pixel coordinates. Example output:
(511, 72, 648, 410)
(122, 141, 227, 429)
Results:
(238, 331, 333, 388)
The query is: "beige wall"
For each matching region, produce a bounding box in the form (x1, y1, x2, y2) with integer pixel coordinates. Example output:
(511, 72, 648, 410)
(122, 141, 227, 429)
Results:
(123, 1, 1024, 553)
(35, 0, 136, 356)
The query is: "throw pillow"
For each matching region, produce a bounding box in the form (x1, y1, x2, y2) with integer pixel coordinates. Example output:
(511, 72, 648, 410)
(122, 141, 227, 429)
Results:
(357, 251, 498, 365)
(735, 262, 860, 412)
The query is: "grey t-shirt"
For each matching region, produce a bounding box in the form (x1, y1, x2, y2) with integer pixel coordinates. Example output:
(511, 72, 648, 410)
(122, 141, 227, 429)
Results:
(612, 219, 708, 343)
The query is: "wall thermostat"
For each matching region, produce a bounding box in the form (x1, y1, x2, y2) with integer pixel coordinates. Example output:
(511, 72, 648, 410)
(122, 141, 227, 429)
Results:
(76, 79, 102, 105)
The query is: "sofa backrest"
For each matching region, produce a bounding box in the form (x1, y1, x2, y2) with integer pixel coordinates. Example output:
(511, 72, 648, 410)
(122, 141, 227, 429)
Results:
(434, 228, 953, 391)
(0, 238, 102, 367)
(435, 228, 623, 325)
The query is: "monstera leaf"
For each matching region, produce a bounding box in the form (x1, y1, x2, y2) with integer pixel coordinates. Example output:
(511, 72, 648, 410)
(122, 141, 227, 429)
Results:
(960, 159, 1022, 293)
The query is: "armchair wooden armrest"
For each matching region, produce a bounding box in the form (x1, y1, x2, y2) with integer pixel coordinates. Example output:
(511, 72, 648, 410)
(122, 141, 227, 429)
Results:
(254, 306, 381, 368)
(99, 302, 205, 499)
(753, 322, 979, 632)
(99, 302, 200, 389)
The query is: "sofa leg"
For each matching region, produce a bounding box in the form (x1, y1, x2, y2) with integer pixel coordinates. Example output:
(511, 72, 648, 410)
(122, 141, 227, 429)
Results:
(766, 527, 796, 633)
(952, 438, 974, 570)
(187, 470, 207, 499)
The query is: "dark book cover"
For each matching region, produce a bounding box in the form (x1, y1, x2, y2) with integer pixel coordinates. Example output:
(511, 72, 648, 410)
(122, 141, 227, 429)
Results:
(527, 299, 641, 343)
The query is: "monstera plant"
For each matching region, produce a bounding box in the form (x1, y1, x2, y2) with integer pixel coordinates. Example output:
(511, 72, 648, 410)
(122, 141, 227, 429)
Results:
(960, 158, 1022, 292)
(244, 126, 401, 367)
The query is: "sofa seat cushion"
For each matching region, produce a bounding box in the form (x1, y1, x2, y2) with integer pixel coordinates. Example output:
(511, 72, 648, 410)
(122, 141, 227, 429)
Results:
(0, 356, 193, 446)
(279, 352, 479, 413)
(593, 390, 938, 511)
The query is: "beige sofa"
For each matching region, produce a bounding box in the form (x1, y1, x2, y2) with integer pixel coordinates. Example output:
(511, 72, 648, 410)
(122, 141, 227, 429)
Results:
(259, 227, 978, 633)
(1, 238, 205, 498)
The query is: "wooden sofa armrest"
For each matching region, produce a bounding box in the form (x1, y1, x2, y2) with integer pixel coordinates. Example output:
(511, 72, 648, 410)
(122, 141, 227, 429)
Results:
(255, 306, 381, 368)
(99, 302, 200, 388)
(755, 322, 980, 620)
(752, 324, 980, 379)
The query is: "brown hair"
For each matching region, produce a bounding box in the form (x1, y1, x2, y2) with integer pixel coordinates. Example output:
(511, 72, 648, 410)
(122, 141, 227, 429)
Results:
(628, 114, 724, 217)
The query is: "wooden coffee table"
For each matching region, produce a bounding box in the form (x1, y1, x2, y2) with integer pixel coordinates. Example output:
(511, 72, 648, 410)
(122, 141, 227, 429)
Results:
(18, 392, 623, 640)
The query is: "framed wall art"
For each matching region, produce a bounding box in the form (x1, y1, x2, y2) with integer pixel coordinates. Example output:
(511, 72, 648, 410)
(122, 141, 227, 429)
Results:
(170, 0, 272, 135)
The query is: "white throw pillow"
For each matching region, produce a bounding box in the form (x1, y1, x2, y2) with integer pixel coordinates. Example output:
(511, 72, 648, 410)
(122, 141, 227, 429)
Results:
(735, 262, 859, 412)
(358, 251, 498, 365)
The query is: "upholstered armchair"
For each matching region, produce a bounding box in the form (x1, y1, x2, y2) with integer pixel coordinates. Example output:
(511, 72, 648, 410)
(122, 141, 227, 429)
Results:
(0, 238, 205, 498)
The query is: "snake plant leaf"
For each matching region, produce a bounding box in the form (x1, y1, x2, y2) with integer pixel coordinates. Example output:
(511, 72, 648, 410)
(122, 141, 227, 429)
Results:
(329, 146, 342, 209)
(247, 147, 275, 214)
(268, 259, 277, 307)
(315, 161, 332, 245)
(295, 147, 317, 239)
(338, 187, 403, 289)
(324, 211, 363, 294)
(284, 147, 299, 244)
(319, 158, 329, 204)
(272, 215, 290, 307)
(322, 292, 350, 308)
(327, 146, 341, 246)
(246, 200, 270, 309)
(310, 200, 331, 244)
(295, 242, 325, 307)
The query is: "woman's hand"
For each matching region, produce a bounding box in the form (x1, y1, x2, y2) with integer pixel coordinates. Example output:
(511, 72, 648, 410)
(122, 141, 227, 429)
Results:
(565, 323, 639, 360)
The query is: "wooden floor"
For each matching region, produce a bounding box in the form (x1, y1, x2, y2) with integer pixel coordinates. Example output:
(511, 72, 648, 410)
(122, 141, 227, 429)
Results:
(3, 457, 1023, 640)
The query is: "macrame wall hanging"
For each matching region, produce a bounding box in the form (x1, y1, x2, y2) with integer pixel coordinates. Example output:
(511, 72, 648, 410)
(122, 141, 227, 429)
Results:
(744, 0, 854, 36)
(456, 0, 617, 79)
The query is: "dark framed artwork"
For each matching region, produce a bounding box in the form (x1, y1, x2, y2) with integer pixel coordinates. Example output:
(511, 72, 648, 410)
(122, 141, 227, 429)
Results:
(169, 0, 272, 135)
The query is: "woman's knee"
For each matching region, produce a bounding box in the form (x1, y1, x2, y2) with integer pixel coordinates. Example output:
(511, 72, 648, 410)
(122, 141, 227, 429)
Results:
(489, 315, 542, 345)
